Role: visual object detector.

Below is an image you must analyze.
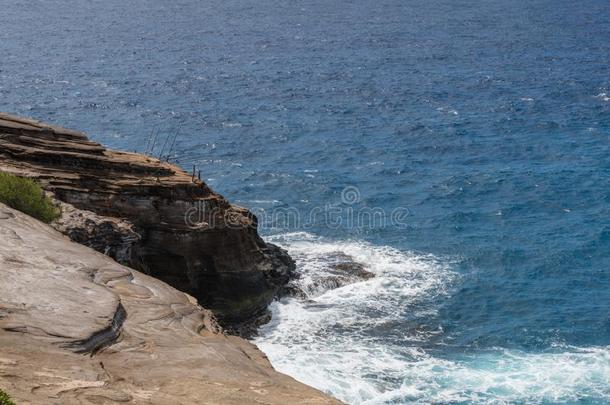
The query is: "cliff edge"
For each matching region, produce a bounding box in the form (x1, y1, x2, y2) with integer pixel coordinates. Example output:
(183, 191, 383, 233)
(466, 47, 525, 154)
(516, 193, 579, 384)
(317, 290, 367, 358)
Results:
(0, 203, 339, 404)
(0, 113, 294, 334)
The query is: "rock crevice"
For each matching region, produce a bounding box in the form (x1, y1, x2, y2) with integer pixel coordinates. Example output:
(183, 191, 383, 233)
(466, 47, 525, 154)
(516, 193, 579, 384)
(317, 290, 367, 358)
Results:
(62, 303, 127, 355)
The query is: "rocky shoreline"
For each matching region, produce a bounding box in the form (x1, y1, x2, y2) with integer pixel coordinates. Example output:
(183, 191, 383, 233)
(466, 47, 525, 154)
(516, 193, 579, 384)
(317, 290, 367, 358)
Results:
(0, 113, 340, 404)
(0, 203, 339, 404)
(0, 113, 295, 336)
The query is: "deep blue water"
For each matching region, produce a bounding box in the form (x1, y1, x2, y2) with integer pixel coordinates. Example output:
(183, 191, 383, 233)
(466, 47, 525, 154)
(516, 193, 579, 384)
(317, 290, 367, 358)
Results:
(2, 0, 610, 402)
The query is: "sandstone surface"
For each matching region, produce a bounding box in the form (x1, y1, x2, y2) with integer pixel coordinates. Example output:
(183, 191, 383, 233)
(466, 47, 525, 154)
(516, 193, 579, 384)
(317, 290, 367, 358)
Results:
(0, 203, 339, 404)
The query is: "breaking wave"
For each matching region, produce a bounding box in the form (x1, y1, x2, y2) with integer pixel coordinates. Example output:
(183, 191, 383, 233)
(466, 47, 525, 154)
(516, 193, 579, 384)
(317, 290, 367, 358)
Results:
(255, 233, 610, 404)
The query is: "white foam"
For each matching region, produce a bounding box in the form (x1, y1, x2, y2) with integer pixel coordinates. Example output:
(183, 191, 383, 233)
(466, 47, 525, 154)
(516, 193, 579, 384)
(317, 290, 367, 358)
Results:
(388, 346, 610, 404)
(255, 233, 610, 404)
(221, 121, 243, 128)
(256, 233, 456, 403)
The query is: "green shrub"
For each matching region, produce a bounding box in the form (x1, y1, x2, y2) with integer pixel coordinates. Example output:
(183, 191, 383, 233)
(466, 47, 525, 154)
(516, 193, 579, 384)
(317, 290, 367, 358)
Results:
(0, 172, 60, 223)
(0, 389, 15, 405)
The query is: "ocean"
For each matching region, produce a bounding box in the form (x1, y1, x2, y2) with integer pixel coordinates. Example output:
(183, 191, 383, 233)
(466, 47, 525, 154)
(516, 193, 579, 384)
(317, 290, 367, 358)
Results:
(2, 0, 610, 403)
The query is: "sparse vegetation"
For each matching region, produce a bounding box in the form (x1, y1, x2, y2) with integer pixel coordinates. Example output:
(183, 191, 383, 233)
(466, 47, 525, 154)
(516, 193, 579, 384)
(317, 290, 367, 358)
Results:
(0, 172, 60, 223)
(0, 389, 15, 405)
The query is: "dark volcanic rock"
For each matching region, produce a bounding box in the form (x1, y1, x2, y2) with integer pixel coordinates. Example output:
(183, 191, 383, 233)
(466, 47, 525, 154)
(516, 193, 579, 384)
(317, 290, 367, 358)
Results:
(0, 113, 295, 333)
(53, 201, 141, 264)
(288, 251, 375, 299)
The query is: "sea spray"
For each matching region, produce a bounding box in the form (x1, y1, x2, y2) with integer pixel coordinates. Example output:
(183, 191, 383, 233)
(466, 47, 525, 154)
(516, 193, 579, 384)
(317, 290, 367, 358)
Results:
(255, 233, 610, 404)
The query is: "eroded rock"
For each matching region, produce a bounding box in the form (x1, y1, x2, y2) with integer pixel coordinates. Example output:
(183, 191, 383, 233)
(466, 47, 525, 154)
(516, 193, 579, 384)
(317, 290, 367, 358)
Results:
(0, 203, 340, 404)
(0, 112, 295, 333)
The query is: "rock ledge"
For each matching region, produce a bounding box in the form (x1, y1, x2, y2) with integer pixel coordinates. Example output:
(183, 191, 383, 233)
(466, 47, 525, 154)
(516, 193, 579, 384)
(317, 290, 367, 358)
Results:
(0, 203, 339, 404)
(0, 113, 295, 334)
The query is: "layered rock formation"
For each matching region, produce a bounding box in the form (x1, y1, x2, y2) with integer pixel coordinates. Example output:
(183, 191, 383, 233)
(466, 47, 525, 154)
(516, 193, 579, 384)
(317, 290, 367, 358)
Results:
(0, 203, 339, 404)
(0, 113, 294, 333)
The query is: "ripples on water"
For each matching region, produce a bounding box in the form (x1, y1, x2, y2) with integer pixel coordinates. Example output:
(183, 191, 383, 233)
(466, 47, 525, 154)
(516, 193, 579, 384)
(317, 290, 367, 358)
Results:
(2, 0, 610, 402)
(256, 233, 610, 404)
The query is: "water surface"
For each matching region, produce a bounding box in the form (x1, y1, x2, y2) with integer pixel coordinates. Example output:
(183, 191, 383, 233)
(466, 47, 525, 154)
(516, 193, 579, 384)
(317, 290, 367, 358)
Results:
(2, 0, 610, 402)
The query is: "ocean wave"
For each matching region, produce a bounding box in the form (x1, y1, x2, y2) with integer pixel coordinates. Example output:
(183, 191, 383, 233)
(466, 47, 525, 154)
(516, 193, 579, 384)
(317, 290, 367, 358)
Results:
(383, 346, 610, 404)
(255, 233, 610, 404)
(256, 232, 456, 403)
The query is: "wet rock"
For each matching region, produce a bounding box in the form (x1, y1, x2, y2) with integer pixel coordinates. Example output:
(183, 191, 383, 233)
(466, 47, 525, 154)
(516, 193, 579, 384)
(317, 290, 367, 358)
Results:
(288, 251, 375, 299)
(330, 252, 376, 280)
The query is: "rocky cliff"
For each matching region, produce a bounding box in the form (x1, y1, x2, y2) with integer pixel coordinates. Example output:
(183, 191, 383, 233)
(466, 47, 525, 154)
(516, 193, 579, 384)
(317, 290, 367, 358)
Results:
(0, 113, 294, 334)
(0, 203, 339, 404)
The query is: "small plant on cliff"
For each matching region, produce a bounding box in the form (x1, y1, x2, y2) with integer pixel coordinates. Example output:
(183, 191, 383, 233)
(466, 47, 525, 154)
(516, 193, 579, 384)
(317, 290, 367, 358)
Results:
(0, 172, 60, 223)
(0, 389, 15, 405)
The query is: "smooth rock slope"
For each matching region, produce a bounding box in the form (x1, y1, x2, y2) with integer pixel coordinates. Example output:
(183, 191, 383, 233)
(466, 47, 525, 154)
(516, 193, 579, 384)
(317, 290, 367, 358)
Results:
(0, 203, 339, 404)
(0, 113, 294, 333)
